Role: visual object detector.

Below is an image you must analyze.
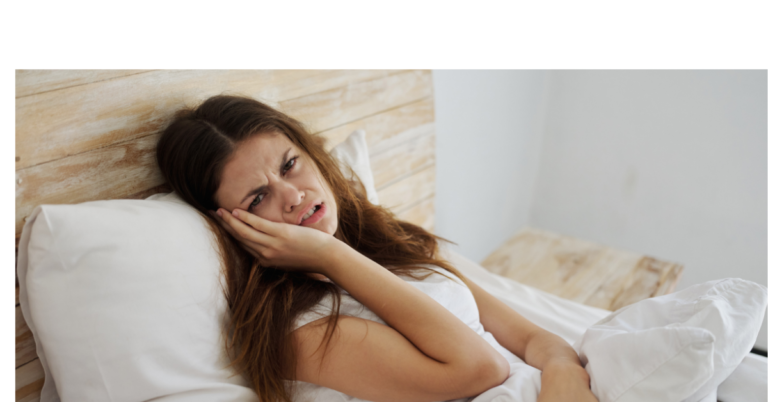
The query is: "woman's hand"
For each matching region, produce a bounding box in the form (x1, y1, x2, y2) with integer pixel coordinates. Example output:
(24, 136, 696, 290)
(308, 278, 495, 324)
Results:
(460, 276, 597, 401)
(537, 360, 597, 402)
(211, 207, 337, 273)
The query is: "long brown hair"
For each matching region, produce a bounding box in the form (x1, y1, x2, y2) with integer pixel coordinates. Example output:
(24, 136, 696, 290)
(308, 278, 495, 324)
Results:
(156, 95, 463, 402)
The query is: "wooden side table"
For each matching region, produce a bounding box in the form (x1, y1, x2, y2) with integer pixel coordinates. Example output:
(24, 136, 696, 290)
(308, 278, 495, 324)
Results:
(481, 227, 684, 311)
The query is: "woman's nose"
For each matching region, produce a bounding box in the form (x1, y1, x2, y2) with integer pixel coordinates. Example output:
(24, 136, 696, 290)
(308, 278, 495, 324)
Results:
(277, 182, 304, 212)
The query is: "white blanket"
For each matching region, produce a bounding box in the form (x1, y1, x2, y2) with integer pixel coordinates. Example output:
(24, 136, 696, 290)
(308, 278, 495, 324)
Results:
(442, 248, 767, 402)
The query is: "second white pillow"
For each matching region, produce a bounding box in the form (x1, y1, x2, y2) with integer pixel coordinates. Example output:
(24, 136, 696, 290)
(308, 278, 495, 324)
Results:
(329, 129, 379, 205)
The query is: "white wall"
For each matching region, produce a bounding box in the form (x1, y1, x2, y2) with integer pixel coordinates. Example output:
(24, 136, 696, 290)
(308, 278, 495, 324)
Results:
(433, 70, 548, 261)
(433, 70, 767, 350)
(529, 70, 767, 349)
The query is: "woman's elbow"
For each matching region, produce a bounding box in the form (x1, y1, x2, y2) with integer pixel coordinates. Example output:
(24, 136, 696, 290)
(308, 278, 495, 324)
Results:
(479, 353, 510, 386)
(459, 351, 510, 396)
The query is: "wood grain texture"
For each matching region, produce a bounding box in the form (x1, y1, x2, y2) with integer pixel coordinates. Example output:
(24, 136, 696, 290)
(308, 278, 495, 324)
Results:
(602, 256, 685, 309)
(653, 262, 685, 296)
(481, 227, 684, 311)
(281, 70, 432, 136)
(16, 70, 154, 98)
(16, 69, 398, 170)
(395, 196, 435, 232)
(319, 97, 435, 152)
(377, 165, 435, 214)
(16, 306, 37, 368)
(370, 129, 435, 189)
(16, 134, 164, 234)
(16, 359, 43, 402)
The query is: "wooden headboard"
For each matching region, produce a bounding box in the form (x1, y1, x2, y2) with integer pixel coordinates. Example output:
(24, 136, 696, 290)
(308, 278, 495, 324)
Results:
(15, 70, 437, 401)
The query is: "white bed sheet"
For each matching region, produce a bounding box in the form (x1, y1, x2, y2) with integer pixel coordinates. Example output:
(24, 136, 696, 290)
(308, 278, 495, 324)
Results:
(441, 247, 767, 402)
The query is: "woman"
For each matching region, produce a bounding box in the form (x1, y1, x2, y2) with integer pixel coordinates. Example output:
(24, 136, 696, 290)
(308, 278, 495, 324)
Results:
(156, 95, 597, 402)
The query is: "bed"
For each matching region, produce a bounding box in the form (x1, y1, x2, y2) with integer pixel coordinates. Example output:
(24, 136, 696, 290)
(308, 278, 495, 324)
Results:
(15, 70, 767, 402)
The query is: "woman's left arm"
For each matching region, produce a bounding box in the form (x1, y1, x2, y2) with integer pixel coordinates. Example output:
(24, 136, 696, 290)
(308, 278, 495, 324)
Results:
(462, 276, 598, 402)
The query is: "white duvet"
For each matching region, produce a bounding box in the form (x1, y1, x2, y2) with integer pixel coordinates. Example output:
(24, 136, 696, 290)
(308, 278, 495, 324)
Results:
(443, 248, 767, 402)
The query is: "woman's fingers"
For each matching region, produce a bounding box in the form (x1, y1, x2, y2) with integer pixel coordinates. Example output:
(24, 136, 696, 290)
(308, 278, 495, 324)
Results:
(216, 208, 273, 248)
(231, 208, 279, 235)
(208, 211, 268, 260)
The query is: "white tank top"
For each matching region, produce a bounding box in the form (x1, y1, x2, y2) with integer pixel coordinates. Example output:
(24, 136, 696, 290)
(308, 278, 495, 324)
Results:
(288, 266, 526, 402)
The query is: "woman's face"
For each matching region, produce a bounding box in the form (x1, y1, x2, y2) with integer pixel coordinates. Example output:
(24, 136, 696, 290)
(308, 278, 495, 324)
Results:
(215, 131, 339, 235)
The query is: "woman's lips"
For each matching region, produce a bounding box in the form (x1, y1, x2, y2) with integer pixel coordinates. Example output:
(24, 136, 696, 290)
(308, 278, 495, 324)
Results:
(300, 203, 326, 226)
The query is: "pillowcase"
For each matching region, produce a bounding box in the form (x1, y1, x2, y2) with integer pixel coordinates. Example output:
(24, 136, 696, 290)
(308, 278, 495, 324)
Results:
(574, 278, 768, 402)
(17, 130, 377, 401)
(329, 129, 379, 205)
(18, 198, 257, 402)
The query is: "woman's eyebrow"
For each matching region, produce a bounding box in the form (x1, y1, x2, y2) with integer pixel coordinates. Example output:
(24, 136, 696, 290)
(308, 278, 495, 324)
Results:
(239, 147, 292, 206)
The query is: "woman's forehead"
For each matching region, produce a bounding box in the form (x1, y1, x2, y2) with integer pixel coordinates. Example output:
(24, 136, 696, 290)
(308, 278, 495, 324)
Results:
(235, 131, 291, 158)
(216, 132, 294, 207)
(227, 133, 295, 179)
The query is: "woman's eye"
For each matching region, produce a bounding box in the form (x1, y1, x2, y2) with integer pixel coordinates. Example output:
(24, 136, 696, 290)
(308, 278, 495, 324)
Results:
(250, 193, 265, 209)
(283, 156, 298, 174)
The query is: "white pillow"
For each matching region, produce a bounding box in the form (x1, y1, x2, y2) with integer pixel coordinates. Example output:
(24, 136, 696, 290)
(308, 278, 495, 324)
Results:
(329, 129, 379, 205)
(17, 197, 257, 401)
(16, 130, 378, 401)
(574, 278, 768, 402)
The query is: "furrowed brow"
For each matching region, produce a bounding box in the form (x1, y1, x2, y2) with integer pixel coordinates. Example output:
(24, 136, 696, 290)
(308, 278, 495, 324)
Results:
(238, 147, 292, 206)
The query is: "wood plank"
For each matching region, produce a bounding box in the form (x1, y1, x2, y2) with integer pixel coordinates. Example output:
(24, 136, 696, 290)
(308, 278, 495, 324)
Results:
(579, 251, 653, 309)
(17, 306, 37, 368)
(377, 165, 435, 214)
(16, 70, 154, 98)
(603, 257, 685, 310)
(319, 97, 435, 152)
(275, 70, 403, 103)
(654, 262, 684, 296)
(280, 70, 432, 136)
(370, 129, 435, 189)
(16, 69, 397, 170)
(16, 134, 164, 234)
(481, 229, 627, 304)
(395, 196, 435, 232)
(482, 228, 684, 311)
(16, 359, 43, 402)
(482, 229, 562, 280)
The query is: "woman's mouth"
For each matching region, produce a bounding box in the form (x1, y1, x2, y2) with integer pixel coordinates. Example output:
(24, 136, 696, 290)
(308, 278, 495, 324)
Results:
(300, 203, 326, 226)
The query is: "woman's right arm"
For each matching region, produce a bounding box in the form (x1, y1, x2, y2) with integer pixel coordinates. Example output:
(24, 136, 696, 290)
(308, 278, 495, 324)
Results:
(217, 208, 509, 402)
